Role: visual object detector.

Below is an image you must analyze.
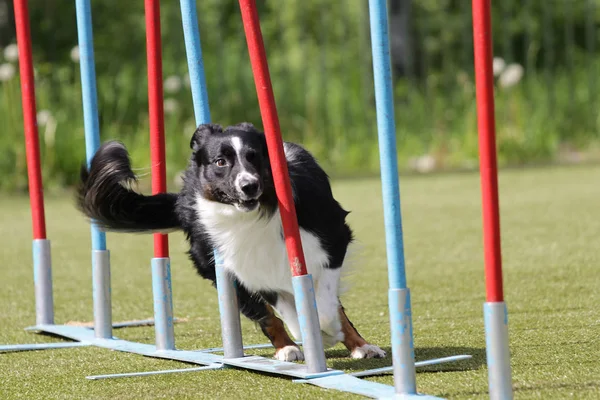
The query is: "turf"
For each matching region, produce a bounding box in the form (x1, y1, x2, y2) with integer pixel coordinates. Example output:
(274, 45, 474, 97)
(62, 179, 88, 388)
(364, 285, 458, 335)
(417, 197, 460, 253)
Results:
(1, 165, 599, 399)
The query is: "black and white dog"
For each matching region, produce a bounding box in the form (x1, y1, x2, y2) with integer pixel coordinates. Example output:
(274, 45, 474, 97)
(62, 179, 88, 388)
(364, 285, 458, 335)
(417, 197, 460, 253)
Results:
(77, 122, 385, 361)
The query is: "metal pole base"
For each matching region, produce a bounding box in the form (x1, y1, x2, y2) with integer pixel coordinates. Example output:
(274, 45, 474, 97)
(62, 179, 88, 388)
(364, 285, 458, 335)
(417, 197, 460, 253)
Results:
(33, 239, 54, 325)
(0, 342, 89, 353)
(215, 262, 244, 358)
(388, 288, 417, 395)
(151, 257, 175, 351)
(291, 274, 327, 374)
(93, 250, 112, 338)
(484, 302, 513, 400)
(86, 364, 223, 380)
(350, 355, 473, 378)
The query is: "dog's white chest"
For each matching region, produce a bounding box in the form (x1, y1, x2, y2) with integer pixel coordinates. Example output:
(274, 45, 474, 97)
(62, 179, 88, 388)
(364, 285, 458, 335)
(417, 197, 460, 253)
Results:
(195, 197, 330, 293)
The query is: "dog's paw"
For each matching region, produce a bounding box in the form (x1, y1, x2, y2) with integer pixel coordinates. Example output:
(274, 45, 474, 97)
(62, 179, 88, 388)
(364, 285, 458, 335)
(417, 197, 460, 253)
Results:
(351, 344, 386, 359)
(321, 330, 345, 348)
(275, 345, 305, 362)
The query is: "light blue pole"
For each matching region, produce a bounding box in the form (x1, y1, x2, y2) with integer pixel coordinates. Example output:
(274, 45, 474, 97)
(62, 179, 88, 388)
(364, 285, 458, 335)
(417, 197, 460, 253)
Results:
(179, 0, 211, 124)
(75, 0, 112, 339)
(368, 0, 417, 394)
(179, 0, 244, 358)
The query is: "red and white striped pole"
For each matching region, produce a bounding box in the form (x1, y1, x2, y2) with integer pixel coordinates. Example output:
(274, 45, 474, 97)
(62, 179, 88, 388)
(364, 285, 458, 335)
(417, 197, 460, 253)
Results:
(472, 0, 513, 398)
(144, 0, 175, 351)
(14, 0, 54, 326)
(238, 0, 326, 373)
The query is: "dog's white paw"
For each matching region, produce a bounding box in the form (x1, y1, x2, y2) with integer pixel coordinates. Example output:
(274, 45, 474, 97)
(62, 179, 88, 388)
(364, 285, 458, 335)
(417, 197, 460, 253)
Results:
(321, 330, 345, 348)
(351, 344, 386, 359)
(275, 345, 305, 362)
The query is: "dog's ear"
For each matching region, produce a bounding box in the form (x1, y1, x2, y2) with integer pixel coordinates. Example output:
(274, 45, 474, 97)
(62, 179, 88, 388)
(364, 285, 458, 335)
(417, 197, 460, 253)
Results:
(190, 123, 222, 152)
(232, 122, 258, 133)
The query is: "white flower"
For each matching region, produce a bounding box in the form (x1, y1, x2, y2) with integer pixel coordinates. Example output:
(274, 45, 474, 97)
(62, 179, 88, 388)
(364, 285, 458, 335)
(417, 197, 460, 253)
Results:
(498, 63, 524, 88)
(3, 44, 18, 62)
(493, 57, 506, 77)
(42, 113, 57, 148)
(70, 46, 80, 63)
(164, 75, 182, 93)
(37, 110, 52, 126)
(409, 154, 436, 173)
(164, 98, 179, 114)
(0, 63, 15, 81)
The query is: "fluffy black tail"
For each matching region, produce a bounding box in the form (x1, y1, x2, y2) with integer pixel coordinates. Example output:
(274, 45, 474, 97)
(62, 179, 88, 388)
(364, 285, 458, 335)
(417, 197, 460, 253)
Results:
(77, 141, 180, 233)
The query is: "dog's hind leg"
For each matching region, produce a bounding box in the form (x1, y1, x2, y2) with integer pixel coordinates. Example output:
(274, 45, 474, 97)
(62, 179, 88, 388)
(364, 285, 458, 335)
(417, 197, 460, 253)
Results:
(339, 304, 386, 359)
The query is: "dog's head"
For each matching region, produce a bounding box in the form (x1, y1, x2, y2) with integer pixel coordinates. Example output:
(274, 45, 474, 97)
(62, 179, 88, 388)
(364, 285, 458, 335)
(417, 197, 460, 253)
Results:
(188, 122, 272, 213)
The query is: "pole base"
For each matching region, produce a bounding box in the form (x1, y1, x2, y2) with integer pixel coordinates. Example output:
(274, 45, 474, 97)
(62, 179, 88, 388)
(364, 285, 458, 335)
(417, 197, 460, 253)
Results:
(151, 257, 175, 351)
(484, 302, 513, 400)
(388, 288, 417, 394)
(33, 239, 54, 325)
(292, 274, 327, 374)
(215, 262, 244, 358)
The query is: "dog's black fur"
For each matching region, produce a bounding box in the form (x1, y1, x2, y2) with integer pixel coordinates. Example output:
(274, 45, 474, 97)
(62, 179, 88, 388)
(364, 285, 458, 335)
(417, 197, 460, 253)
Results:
(77, 122, 379, 358)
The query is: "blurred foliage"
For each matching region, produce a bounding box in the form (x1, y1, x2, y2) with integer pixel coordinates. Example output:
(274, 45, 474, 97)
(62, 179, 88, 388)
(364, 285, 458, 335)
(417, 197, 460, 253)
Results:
(0, 0, 599, 191)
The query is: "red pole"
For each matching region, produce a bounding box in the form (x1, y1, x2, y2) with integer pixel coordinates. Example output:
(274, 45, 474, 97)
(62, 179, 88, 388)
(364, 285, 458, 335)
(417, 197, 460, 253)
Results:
(472, 0, 504, 302)
(144, 0, 169, 258)
(238, 0, 307, 277)
(13, 0, 47, 240)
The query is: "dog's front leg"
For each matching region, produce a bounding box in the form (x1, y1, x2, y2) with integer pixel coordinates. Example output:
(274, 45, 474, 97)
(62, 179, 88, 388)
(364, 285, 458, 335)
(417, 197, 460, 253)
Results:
(259, 302, 304, 362)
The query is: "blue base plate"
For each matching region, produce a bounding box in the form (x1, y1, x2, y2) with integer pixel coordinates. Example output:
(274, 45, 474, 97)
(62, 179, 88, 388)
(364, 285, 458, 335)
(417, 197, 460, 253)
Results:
(3, 324, 471, 399)
(11, 324, 341, 380)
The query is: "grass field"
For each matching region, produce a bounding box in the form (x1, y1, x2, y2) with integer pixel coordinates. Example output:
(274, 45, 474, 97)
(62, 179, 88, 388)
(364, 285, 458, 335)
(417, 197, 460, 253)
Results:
(1, 165, 599, 399)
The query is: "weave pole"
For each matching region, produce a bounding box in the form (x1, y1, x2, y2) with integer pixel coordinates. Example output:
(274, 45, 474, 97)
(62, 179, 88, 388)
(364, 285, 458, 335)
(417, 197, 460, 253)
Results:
(368, 0, 417, 395)
(144, 0, 175, 351)
(13, 0, 54, 327)
(75, 0, 112, 339)
(179, 0, 244, 359)
(238, 0, 327, 373)
(471, 0, 513, 398)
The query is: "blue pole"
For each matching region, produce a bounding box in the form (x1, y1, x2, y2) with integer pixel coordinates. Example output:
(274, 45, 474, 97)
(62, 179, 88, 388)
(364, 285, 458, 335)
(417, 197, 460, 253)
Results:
(75, 0, 112, 339)
(179, 0, 211, 124)
(368, 0, 417, 394)
(75, 0, 106, 251)
(179, 0, 244, 358)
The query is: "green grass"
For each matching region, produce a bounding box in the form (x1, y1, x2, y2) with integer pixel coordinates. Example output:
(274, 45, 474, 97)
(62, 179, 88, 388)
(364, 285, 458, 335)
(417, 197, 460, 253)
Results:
(1, 165, 599, 399)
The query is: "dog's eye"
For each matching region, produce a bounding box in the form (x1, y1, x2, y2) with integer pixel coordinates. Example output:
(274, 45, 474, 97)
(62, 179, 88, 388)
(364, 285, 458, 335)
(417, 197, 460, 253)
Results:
(214, 158, 227, 167)
(246, 152, 256, 163)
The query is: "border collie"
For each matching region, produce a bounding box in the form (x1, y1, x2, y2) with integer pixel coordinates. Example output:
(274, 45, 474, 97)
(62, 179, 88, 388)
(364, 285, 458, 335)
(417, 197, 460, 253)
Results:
(77, 122, 385, 361)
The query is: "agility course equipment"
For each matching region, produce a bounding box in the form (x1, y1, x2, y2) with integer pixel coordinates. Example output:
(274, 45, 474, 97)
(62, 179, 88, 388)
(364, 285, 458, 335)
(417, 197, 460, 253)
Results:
(472, 0, 513, 397)
(1, 0, 512, 398)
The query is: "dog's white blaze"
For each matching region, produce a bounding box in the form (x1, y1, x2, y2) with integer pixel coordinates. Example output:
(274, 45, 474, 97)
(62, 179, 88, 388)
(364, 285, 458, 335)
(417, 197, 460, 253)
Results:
(195, 196, 330, 295)
(231, 136, 243, 154)
(231, 137, 257, 197)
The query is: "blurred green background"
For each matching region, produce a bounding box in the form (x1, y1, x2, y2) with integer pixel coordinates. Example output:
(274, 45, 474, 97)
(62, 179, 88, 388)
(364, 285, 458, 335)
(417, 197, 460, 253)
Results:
(0, 0, 599, 191)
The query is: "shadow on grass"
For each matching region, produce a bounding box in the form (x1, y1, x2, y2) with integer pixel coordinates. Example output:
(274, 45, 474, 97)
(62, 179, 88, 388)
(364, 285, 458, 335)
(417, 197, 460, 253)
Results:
(445, 380, 600, 399)
(327, 346, 486, 374)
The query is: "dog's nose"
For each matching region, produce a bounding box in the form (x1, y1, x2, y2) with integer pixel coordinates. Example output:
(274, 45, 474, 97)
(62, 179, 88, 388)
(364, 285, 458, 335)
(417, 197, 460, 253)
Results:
(241, 181, 259, 197)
